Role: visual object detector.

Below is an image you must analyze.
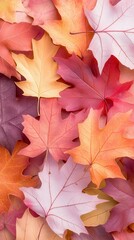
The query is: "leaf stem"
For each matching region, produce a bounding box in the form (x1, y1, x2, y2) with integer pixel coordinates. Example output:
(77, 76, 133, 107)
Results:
(37, 97, 40, 116)
(70, 30, 94, 35)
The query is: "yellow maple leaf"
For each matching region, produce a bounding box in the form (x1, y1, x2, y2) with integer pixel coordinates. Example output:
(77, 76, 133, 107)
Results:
(81, 183, 117, 226)
(12, 33, 68, 104)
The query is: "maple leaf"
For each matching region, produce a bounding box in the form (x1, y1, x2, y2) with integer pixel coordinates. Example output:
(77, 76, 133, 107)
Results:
(22, 0, 59, 25)
(71, 226, 114, 240)
(21, 154, 104, 236)
(16, 209, 65, 240)
(84, 0, 134, 72)
(0, 74, 37, 152)
(67, 109, 134, 187)
(0, 20, 41, 78)
(19, 98, 87, 161)
(81, 184, 117, 227)
(44, 0, 92, 57)
(12, 33, 68, 103)
(0, 141, 38, 213)
(56, 54, 133, 113)
(0, 0, 30, 23)
(103, 159, 134, 232)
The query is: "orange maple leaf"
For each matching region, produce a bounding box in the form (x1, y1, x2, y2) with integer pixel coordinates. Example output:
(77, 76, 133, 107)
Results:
(0, 141, 38, 213)
(44, 0, 94, 57)
(67, 109, 134, 187)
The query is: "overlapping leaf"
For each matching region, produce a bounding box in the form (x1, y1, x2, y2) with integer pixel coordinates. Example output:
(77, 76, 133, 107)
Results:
(84, 0, 134, 72)
(16, 209, 64, 240)
(0, 141, 38, 213)
(21, 154, 104, 236)
(13, 33, 68, 102)
(20, 98, 88, 160)
(0, 20, 41, 78)
(44, 0, 92, 57)
(22, 0, 59, 25)
(81, 184, 117, 227)
(0, 0, 133, 239)
(0, 74, 37, 151)
(0, 0, 26, 23)
(67, 109, 134, 187)
(0, 197, 26, 236)
(56, 54, 133, 113)
(103, 159, 134, 232)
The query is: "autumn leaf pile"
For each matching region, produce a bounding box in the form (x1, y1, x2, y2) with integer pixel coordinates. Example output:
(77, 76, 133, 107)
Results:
(0, 0, 134, 239)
